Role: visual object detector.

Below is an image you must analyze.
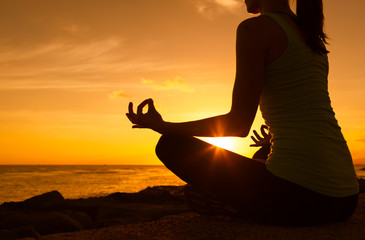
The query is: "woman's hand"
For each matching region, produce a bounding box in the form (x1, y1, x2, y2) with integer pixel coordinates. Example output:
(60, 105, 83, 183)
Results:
(250, 125, 271, 147)
(126, 98, 165, 133)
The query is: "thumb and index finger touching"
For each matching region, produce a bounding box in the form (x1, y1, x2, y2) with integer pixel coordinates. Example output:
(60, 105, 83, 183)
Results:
(126, 98, 156, 120)
(127, 98, 154, 114)
(136, 98, 156, 114)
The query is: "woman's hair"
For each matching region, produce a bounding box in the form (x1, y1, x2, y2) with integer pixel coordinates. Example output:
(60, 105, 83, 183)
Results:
(296, 0, 329, 54)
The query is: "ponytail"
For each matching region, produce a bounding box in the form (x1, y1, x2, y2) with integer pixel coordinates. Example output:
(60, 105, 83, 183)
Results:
(296, 0, 329, 54)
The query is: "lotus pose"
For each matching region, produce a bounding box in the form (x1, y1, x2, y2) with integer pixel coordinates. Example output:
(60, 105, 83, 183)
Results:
(126, 0, 359, 225)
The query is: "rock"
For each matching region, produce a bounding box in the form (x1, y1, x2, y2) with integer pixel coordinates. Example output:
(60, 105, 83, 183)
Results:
(0, 226, 39, 240)
(106, 185, 186, 203)
(98, 216, 150, 228)
(33, 211, 83, 235)
(96, 205, 138, 222)
(1, 191, 65, 211)
(358, 178, 365, 193)
(62, 210, 95, 229)
(138, 185, 186, 201)
(23, 191, 64, 208)
(0, 212, 35, 229)
(0, 186, 190, 239)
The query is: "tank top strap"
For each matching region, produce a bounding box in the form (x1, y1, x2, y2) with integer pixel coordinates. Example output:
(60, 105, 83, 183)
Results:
(263, 13, 303, 46)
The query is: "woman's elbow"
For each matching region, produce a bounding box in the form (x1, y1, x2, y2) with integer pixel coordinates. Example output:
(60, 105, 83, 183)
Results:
(225, 114, 251, 137)
(239, 130, 250, 138)
(228, 128, 249, 138)
(226, 112, 253, 138)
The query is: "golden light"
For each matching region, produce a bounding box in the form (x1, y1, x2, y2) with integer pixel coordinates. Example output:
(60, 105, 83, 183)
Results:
(199, 137, 237, 152)
(198, 136, 260, 159)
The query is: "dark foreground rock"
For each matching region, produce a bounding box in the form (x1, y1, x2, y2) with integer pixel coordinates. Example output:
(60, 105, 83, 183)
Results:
(1, 180, 365, 240)
(0, 185, 189, 240)
(12, 194, 365, 240)
(359, 178, 365, 193)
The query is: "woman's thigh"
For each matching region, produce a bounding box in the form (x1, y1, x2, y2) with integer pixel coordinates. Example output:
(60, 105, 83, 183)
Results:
(155, 134, 277, 206)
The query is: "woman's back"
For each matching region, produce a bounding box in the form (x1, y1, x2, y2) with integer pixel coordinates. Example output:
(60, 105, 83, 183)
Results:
(261, 13, 359, 197)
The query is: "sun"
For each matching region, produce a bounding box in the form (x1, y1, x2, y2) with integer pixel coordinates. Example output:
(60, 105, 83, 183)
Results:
(198, 136, 258, 158)
(199, 137, 237, 152)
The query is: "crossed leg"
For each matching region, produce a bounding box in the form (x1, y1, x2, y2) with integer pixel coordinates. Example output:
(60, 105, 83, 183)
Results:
(155, 134, 279, 213)
(155, 134, 358, 225)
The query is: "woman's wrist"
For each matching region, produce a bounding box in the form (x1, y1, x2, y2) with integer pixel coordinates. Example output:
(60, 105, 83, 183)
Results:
(154, 120, 169, 134)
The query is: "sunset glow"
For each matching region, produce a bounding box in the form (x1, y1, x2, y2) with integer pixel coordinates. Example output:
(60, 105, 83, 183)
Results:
(201, 137, 238, 152)
(0, 0, 364, 165)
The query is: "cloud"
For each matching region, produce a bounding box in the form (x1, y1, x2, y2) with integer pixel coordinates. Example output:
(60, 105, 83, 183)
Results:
(194, 0, 241, 18)
(141, 77, 195, 93)
(214, 0, 241, 8)
(141, 79, 154, 84)
(0, 37, 124, 87)
(108, 90, 132, 99)
(0, 36, 201, 92)
(63, 24, 90, 35)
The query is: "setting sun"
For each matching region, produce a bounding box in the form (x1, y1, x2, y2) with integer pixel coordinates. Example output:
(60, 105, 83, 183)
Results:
(198, 136, 258, 158)
(201, 137, 237, 152)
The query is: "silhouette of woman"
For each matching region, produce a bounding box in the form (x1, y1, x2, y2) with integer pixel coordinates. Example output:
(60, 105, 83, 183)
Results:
(126, 0, 359, 225)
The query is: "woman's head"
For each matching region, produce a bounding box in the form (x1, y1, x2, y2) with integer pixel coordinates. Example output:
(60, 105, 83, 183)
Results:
(244, 0, 290, 14)
(244, 0, 261, 14)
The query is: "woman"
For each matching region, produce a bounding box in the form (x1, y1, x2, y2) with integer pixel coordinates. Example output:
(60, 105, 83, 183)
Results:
(126, 0, 359, 225)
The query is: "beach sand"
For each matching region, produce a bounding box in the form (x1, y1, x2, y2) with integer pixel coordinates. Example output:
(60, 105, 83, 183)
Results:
(18, 192, 365, 240)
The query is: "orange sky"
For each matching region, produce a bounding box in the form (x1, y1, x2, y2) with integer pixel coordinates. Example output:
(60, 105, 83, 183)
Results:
(0, 0, 364, 165)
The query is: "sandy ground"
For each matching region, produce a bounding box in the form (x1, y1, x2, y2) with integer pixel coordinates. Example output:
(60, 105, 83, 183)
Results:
(39, 194, 365, 240)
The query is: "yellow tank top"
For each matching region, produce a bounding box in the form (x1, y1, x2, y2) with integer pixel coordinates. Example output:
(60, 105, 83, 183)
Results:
(261, 13, 359, 197)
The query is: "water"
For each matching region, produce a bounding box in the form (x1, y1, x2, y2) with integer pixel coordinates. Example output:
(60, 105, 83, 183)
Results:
(355, 165, 365, 179)
(0, 165, 364, 205)
(0, 165, 185, 204)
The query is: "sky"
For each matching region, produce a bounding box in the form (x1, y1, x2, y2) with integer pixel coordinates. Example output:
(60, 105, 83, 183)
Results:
(0, 0, 364, 165)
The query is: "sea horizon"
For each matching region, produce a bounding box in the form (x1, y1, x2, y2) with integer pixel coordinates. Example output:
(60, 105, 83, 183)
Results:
(1, 163, 364, 166)
(0, 165, 186, 204)
(1, 164, 364, 205)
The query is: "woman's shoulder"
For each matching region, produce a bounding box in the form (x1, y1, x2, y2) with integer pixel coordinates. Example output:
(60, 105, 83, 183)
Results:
(238, 15, 274, 31)
(237, 15, 276, 43)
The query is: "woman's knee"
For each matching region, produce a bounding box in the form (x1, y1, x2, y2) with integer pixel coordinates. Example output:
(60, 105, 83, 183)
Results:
(155, 134, 188, 173)
(155, 134, 170, 161)
(155, 134, 181, 162)
(155, 134, 195, 166)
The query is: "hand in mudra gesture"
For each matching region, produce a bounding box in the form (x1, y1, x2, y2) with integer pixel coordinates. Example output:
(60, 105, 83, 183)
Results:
(250, 125, 271, 147)
(126, 98, 164, 133)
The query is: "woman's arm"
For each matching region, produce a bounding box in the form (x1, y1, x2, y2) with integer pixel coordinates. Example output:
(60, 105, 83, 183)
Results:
(127, 17, 269, 137)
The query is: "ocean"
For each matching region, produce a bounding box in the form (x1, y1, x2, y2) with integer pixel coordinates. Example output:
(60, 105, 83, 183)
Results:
(0, 165, 185, 204)
(0, 165, 364, 205)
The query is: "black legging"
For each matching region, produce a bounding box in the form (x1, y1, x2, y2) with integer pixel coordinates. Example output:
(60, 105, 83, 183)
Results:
(155, 134, 358, 226)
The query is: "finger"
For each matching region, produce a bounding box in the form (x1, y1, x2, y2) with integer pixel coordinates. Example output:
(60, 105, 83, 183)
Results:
(253, 130, 263, 141)
(251, 131, 258, 141)
(147, 99, 156, 112)
(137, 99, 149, 115)
(126, 113, 136, 123)
(261, 125, 269, 136)
(260, 126, 268, 137)
(132, 124, 147, 128)
(251, 135, 259, 144)
(128, 102, 134, 115)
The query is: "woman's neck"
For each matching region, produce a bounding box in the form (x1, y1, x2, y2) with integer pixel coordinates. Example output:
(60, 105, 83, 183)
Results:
(259, 1, 292, 15)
